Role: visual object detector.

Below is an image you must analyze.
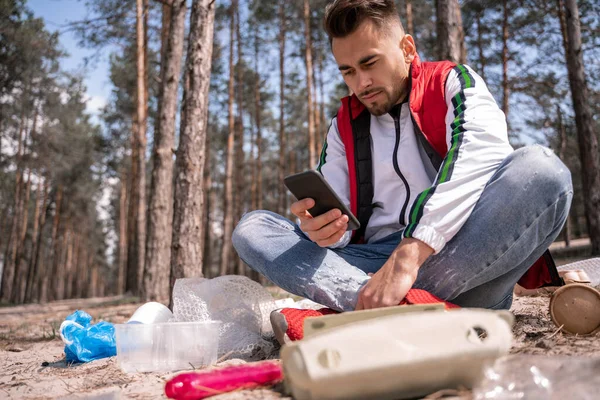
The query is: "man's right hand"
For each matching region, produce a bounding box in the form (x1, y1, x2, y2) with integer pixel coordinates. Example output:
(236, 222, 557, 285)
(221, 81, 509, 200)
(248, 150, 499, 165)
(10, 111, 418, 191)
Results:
(290, 198, 349, 247)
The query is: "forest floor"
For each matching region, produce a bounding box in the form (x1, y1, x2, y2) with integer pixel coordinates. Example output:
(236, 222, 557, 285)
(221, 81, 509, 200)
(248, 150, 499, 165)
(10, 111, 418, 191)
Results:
(2, 256, 599, 399)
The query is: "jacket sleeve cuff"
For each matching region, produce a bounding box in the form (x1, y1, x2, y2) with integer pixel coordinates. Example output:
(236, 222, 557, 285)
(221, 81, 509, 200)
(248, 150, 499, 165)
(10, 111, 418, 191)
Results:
(410, 225, 447, 255)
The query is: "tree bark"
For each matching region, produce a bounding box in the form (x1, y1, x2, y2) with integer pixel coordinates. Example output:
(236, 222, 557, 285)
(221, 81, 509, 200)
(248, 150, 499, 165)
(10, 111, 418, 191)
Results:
(118, 169, 128, 295)
(254, 31, 263, 211)
(278, 1, 287, 216)
(26, 178, 48, 302)
(219, 1, 236, 277)
(234, 0, 246, 276)
(476, 9, 485, 82)
(0, 104, 27, 303)
(135, 0, 148, 296)
(406, 0, 414, 35)
(126, 112, 139, 294)
(562, 0, 600, 255)
(170, 0, 216, 294)
(38, 186, 60, 303)
(54, 218, 69, 301)
(304, 0, 316, 169)
(201, 134, 212, 277)
(556, 105, 571, 247)
(436, 0, 466, 64)
(11, 169, 31, 303)
(502, 0, 509, 119)
(144, 0, 187, 303)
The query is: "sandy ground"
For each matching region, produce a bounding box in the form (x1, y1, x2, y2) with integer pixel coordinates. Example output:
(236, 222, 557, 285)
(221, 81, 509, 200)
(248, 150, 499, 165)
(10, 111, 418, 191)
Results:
(1, 286, 599, 399)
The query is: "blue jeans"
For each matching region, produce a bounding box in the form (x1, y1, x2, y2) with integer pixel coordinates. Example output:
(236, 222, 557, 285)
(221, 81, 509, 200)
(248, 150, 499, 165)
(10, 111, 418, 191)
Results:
(232, 146, 572, 311)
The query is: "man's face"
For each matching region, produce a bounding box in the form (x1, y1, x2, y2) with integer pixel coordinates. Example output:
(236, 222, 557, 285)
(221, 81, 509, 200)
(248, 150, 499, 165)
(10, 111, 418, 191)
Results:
(332, 20, 415, 116)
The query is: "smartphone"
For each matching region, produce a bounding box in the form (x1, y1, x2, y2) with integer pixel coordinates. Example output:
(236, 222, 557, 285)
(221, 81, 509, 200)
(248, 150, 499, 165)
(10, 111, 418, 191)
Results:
(284, 170, 360, 231)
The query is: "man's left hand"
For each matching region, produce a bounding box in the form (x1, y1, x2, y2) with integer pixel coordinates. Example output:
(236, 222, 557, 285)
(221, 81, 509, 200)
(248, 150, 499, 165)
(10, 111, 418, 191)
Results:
(355, 238, 434, 310)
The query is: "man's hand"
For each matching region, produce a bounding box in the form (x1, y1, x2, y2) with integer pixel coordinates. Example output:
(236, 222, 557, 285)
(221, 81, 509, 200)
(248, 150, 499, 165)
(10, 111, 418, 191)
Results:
(355, 238, 434, 310)
(291, 198, 349, 247)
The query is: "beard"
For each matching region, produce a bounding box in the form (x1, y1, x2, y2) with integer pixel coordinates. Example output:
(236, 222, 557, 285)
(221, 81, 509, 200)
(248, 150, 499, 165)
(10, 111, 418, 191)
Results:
(358, 75, 406, 116)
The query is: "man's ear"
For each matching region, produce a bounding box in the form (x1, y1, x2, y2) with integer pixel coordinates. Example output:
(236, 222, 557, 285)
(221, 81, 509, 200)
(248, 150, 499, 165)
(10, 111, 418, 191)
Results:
(401, 34, 417, 63)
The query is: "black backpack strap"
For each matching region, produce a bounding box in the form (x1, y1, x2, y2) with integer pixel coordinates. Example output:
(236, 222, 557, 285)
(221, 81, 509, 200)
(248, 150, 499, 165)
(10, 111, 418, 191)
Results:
(349, 106, 374, 243)
(415, 128, 444, 171)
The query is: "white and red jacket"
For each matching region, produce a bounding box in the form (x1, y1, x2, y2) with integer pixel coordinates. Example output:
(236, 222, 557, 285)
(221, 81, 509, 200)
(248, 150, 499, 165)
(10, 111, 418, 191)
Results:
(317, 54, 562, 289)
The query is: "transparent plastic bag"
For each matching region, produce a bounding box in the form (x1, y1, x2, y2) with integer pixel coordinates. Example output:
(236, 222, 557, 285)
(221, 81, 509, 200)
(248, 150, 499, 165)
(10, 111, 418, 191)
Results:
(473, 355, 600, 400)
(60, 310, 116, 363)
(172, 276, 279, 362)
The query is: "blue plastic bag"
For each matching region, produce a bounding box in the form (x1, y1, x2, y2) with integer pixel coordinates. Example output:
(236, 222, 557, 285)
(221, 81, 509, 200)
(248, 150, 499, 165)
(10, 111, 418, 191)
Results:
(60, 310, 116, 363)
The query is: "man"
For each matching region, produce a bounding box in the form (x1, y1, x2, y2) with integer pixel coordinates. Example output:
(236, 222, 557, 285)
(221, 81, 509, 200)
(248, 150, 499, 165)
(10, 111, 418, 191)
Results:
(233, 0, 571, 316)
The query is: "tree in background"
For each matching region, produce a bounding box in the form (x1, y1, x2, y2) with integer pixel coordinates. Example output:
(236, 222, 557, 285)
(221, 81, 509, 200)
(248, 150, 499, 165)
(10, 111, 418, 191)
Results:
(170, 0, 216, 292)
(143, 0, 187, 302)
(562, 0, 600, 255)
(436, 0, 466, 63)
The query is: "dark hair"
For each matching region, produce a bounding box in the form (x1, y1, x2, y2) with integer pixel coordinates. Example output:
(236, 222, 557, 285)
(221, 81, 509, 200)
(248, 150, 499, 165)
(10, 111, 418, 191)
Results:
(324, 0, 403, 41)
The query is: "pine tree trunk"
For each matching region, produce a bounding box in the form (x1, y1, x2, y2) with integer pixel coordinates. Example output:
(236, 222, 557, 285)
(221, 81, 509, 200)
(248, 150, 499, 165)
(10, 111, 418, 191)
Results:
(219, 2, 236, 277)
(201, 134, 212, 277)
(234, 0, 246, 276)
(318, 49, 325, 160)
(278, 1, 287, 216)
(64, 228, 74, 299)
(313, 48, 321, 156)
(406, 0, 414, 35)
(26, 178, 48, 302)
(118, 169, 128, 295)
(304, 0, 316, 169)
(562, 0, 600, 255)
(170, 0, 216, 294)
(254, 31, 263, 211)
(502, 0, 509, 118)
(24, 180, 42, 302)
(74, 235, 86, 298)
(250, 112, 257, 211)
(38, 185, 63, 303)
(54, 218, 69, 301)
(134, 0, 148, 296)
(436, 0, 466, 64)
(144, 0, 187, 303)
(11, 169, 31, 304)
(556, 105, 571, 247)
(0, 105, 27, 303)
(557, 0, 570, 57)
(476, 9, 485, 81)
(126, 114, 139, 294)
(44, 185, 63, 303)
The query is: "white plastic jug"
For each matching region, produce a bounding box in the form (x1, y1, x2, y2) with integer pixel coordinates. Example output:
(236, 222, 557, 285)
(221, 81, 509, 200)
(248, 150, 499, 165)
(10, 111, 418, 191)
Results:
(281, 309, 513, 400)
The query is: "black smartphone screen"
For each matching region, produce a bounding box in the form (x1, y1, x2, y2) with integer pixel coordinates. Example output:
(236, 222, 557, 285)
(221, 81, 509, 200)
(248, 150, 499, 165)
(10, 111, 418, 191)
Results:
(284, 170, 360, 231)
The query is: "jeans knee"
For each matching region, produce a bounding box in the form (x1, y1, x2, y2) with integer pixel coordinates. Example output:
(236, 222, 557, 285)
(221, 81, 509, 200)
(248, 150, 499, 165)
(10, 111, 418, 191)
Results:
(232, 210, 287, 254)
(512, 145, 573, 197)
(233, 210, 266, 251)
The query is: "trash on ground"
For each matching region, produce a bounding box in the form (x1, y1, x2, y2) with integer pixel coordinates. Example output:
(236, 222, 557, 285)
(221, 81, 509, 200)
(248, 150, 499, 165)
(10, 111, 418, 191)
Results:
(171, 276, 281, 361)
(281, 309, 513, 400)
(127, 301, 173, 324)
(115, 320, 220, 373)
(165, 360, 283, 400)
(473, 355, 600, 399)
(549, 283, 600, 335)
(60, 310, 116, 363)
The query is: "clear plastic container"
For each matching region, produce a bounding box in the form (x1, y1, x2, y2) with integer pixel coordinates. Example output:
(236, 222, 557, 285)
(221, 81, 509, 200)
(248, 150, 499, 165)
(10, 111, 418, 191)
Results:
(115, 321, 221, 373)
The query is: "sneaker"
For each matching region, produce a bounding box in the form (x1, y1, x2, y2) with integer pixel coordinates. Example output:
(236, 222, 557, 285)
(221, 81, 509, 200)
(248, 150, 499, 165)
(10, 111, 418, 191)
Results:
(270, 307, 338, 345)
(270, 289, 459, 345)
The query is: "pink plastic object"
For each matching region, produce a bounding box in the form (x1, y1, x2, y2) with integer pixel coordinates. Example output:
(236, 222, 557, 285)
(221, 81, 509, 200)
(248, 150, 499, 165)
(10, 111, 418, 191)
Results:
(164, 360, 283, 399)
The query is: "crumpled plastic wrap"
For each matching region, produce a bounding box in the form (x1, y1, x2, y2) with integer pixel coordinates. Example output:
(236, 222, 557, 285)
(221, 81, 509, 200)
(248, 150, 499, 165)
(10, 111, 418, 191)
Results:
(473, 355, 600, 400)
(172, 276, 279, 361)
(60, 310, 116, 363)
